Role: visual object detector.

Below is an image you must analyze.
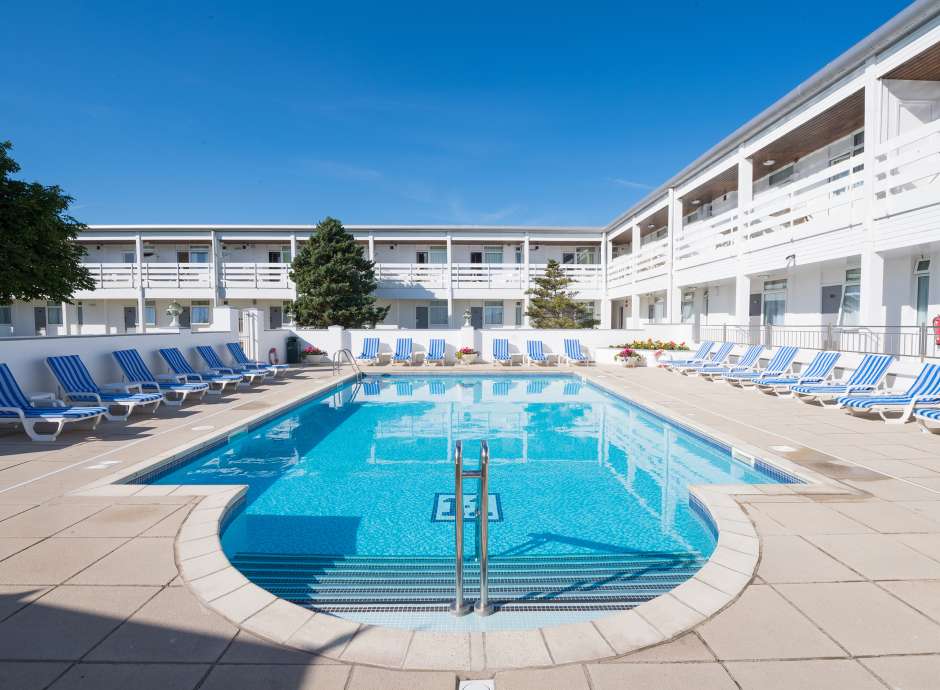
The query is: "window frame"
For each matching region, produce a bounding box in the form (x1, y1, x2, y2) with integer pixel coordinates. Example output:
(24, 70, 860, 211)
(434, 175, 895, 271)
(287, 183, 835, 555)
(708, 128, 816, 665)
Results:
(428, 300, 449, 327)
(483, 300, 504, 327)
(190, 300, 211, 325)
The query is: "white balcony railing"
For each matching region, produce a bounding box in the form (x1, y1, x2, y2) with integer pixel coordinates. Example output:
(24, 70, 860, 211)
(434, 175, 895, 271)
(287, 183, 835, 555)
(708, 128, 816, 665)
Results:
(607, 255, 633, 290)
(745, 156, 865, 250)
(375, 263, 448, 289)
(674, 206, 739, 270)
(82, 263, 138, 289)
(452, 263, 525, 289)
(529, 263, 602, 289)
(141, 262, 212, 289)
(222, 263, 293, 289)
(873, 117, 940, 218)
(635, 237, 670, 280)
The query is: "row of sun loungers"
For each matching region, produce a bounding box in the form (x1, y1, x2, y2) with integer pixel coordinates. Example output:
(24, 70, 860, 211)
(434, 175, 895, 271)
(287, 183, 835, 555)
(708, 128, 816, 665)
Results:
(661, 341, 940, 431)
(355, 337, 594, 367)
(0, 342, 288, 442)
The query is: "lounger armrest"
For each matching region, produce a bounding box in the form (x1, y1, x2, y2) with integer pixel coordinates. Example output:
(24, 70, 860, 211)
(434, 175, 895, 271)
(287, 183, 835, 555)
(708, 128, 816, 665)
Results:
(0, 406, 25, 421)
(157, 373, 186, 383)
(209, 366, 237, 375)
(843, 384, 877, 395)
(65, 391, 103, 405)
(182, 373, 205, 382)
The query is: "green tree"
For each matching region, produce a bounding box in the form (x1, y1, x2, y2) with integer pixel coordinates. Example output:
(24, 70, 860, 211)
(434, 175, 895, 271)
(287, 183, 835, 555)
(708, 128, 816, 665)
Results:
(287, 217, 390, 328)
(525, 259, 598, 329)
(0, 141, 94, 303)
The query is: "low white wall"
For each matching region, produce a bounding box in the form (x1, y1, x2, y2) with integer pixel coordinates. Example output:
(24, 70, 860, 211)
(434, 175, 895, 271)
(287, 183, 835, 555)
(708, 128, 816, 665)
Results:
(0, 329, 239, 397)
(347, 328, 472, 360)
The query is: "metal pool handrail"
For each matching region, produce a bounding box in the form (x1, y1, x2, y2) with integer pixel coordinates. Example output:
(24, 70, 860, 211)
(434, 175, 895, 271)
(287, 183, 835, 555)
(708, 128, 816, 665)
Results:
(331, 348, 364, 381)
(451, 439, 493, 617)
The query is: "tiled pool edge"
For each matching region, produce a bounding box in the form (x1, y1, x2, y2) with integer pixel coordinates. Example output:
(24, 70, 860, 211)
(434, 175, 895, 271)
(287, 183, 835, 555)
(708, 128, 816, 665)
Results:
(165, 481, 763, 671)
(66, 366, 859, 671)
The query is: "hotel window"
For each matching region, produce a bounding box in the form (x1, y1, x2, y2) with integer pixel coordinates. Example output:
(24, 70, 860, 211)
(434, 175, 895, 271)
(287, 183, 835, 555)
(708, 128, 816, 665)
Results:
(46, 301, 63, 326)
(191, 300, 211, 325)
(681, 291, 695, 323)
(121, 251, 136, 263)
(839, 268, 861, 326)
(763, 279, 787, 325)
(268, 247, 291, 263)
(562, 247, 598, 265)
(429, 300, 449, 326)
(0, 304, 11, 326)
(768, 165, 794, 188)
(483, 246, 503, 264)
(483, 300, 504, 326)
(76, 303, 84, 327)
(514, 301, 523, 326)
(514, 246, 523, 264)
(178, 246, 209, 263)
(915, 259, 931, 326)
(703, 289, 710, 319)
(282, 301, 294, 325)
(144, 300, 157, 327)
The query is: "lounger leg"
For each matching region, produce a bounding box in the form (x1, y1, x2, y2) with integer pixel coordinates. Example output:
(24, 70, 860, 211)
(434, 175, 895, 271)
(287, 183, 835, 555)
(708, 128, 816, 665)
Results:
(162, 392, 184, 407)
(23, 419, 65, 442)
(104, 403, 133, 422)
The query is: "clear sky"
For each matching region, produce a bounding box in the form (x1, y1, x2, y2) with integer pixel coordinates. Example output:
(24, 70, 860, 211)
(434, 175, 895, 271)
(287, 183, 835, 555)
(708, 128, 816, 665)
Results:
(2, 1, 913, 227)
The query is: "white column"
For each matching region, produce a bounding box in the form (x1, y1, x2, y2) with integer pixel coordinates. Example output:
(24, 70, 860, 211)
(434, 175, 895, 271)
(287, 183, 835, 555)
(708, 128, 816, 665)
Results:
(630, 218, 641, 328)
(446, 233, 454, 326)
(522, 234, 531, 327)
(860, 59, 885, 326)
(735, 152, 754, 323)
(209, 229, 220, 305)
(666, 188, 682, 322)
(368, 233, 375, 261)
(289, 233, 298, 300)
(600, 231, 611, 328)
(60, 302, 70, 335)
(135, 233, 146, 333)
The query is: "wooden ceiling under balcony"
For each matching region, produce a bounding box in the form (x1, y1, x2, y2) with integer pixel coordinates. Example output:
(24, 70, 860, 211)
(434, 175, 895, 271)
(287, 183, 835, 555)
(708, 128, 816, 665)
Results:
(750, 89, 865, 177)
(679, 165, 738, 207)
(883, 40, 940, 81)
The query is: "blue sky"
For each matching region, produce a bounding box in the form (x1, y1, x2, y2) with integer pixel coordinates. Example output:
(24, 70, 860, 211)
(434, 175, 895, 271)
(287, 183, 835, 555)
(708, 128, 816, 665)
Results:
(2, 1, 912, 227)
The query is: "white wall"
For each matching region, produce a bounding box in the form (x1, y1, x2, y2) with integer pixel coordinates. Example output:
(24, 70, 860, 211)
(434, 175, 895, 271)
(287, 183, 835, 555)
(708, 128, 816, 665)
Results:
(0, 328, 238, 397)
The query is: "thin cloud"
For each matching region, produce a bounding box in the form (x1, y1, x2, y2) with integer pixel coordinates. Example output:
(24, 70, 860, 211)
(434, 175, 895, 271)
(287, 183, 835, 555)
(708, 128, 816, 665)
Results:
(609, 177, 653, 190)
(307, 159, 383, 182)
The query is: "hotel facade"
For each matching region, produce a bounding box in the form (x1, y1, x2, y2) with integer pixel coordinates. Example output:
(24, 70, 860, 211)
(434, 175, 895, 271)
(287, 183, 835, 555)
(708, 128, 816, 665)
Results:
(3, 2, 940, 361)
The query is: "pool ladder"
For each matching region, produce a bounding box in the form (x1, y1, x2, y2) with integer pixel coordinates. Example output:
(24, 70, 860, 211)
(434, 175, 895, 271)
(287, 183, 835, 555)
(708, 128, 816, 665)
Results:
(331, 348, 364, 382)
(451, 439, 493, 617)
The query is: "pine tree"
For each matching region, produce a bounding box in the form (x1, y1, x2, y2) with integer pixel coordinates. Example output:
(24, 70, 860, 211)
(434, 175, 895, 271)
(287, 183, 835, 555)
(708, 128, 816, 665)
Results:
(525, 259, 599, 328)
(287, 217, 390, 328)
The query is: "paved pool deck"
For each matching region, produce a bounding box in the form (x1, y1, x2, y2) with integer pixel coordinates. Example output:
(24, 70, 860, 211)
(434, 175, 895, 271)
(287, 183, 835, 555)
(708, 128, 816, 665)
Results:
(0, 363, 938, 689)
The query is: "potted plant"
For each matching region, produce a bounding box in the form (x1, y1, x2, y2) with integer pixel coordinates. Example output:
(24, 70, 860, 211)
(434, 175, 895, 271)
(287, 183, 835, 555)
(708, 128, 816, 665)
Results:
(614, 347, 645, 368)
(456, 346, 478, 365)
(301, 345, 327, 364)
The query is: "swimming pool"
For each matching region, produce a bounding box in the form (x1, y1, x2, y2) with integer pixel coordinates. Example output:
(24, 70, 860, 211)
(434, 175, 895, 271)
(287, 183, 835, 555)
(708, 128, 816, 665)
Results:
(145, 374, 793, 631)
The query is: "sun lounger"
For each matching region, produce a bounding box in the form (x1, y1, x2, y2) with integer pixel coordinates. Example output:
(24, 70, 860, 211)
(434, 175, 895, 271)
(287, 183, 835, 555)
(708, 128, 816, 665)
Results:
(159, 348, 242, 395)
(47, 354, 162, 420)
(113, 349, 210, 406)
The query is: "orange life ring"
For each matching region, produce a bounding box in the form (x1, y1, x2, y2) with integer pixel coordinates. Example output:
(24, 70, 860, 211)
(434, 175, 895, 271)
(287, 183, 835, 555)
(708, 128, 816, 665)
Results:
(268, 347, 279, 365)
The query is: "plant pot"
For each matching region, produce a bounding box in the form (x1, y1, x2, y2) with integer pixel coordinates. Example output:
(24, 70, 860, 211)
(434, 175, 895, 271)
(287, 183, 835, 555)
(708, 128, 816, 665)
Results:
(302, 354, 328, 365)
(459, 354, 477, 365)
(618, 357, 644, 368)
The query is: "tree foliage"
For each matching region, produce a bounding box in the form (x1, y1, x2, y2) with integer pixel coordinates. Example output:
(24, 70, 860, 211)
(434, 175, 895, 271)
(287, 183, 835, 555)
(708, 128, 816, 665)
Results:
(524, 259, 598, 329)
(287, 217, 390, 328)
(0, 141, 94, 303)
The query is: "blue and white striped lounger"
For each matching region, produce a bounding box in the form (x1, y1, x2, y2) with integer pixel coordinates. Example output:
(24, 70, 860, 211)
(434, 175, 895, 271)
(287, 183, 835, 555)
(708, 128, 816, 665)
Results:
(661, 341, 713, 369)
(227, 342, 287, 377)
(424, 339, 446, 366)
(790, 353, 893, 406)
(428, 380, 447, 396)
(395, 380, 413, 396)
(357, 337, 382, 365)
(526, 379, 550, 395)
(914, 407, 940, 433)
(526, 340, 551, 366)
(196, 346, 267, 385)
(697, 345, 764, 380)
(675, 342, 734, 375)
(837, 362, 940, 424)
(113, 349, 210, 407)
(722, 346, 799, 387)
(393, 338, 416, 365)
(755, 351, 841, 395)
(562, 338, 592, 365)
(492, 380, 511, 395)
(160, 348, 242, 395)
(492, 338, 517, 366)
(47, 354, 163, 421)
(0, 363, 107, 441)
(363, 381, 381, 396)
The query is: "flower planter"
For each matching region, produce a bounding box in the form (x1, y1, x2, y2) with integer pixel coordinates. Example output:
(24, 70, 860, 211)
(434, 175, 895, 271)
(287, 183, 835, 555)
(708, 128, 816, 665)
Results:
(302, 354, 329, 365)
(617, 357, 645, 368)
(458, 354, 477, 365)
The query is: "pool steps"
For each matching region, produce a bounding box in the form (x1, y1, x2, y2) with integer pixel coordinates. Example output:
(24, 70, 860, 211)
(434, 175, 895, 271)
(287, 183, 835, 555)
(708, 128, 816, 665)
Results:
(229, 551, 707, 613)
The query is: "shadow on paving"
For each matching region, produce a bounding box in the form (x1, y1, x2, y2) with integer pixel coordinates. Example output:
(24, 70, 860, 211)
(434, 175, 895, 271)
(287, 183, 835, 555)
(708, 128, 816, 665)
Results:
(0, 589, 385, 690)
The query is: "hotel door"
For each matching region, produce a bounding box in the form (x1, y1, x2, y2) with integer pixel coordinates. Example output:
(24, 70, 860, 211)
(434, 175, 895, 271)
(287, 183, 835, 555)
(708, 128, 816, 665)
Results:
(470, 306, 483, 329)
(415, 306, 429, 329)
(33, 307, 46, 335)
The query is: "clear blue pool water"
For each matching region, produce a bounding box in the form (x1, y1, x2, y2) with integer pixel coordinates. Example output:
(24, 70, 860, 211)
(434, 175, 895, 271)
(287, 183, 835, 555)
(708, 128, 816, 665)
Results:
(149, 374, 785, 630)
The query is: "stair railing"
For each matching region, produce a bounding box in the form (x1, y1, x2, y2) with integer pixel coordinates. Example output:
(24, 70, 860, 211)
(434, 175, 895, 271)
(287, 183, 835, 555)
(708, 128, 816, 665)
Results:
(332, 348, 364, 382)
(451, 439, 492, 617)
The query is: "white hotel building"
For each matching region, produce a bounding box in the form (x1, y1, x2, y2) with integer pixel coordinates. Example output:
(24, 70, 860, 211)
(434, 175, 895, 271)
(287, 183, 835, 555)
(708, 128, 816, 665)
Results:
(3, 2, 940, 360)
